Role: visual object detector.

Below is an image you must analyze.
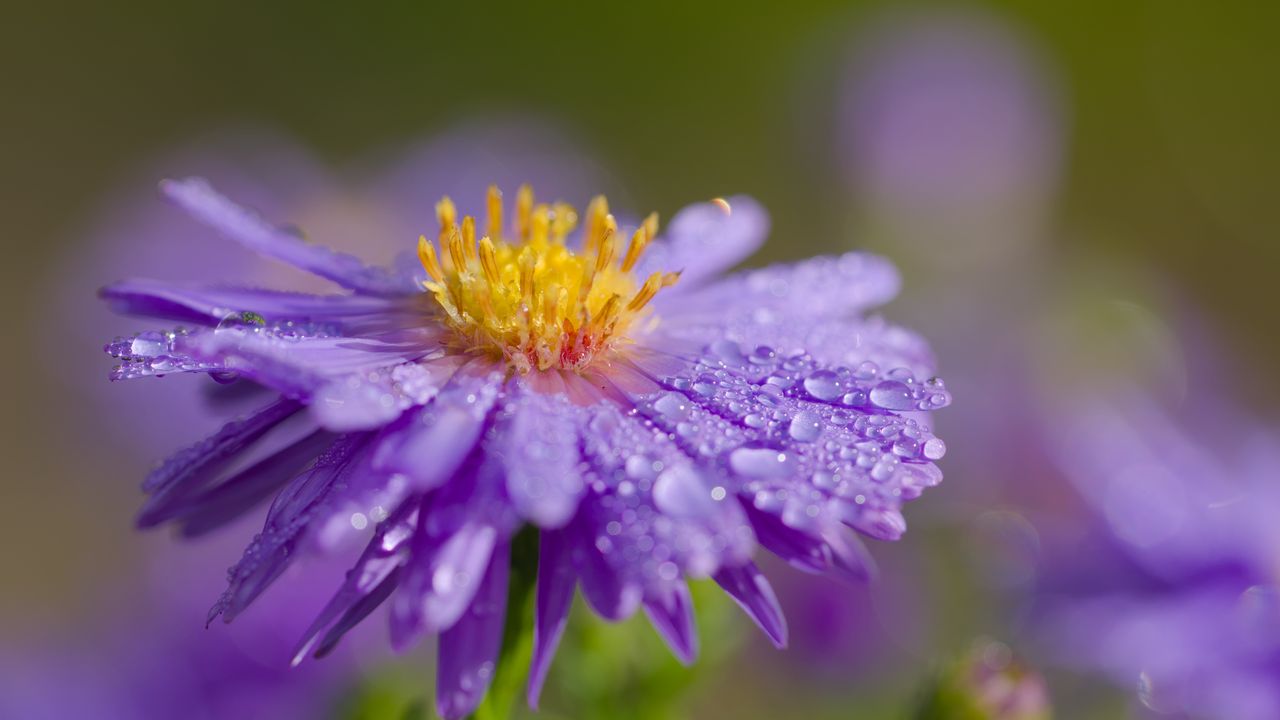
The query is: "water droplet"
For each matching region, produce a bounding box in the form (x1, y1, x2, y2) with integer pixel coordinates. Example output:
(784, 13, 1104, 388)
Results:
(788, 412, 822, 442)
(853, 361, 879, 380)
(749, 345, 777, 365)
(892, 437, 920, 458)
(729, 447, 794, 479)
(653, 392, 689, 420)
(803, 369, 842, 400)
(841, 390, 868, 407)
(653, 466, 717, 518)
(922, 437, 947, 460)
(625, 455, 656, 480)
(709, 339, 745, 365)
(869, 380, 914, 410)
(129, 331, 167, 357)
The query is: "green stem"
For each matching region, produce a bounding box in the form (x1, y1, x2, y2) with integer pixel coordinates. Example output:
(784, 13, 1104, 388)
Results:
(470, 525, 539, 720)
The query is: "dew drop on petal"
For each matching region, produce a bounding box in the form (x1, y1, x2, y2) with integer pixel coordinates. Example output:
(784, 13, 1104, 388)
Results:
(869, 380, 914, 410)
(654, 466, 717, 518)
(803, 369, 842, 400)
(653, 392, 690, 420)
(788, 412, 822, 442)
(923, 437, 947, 460)
(728, 447, 794, 479)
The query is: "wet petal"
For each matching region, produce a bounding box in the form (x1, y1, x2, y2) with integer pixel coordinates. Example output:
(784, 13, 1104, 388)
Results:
(311, 355, 464, 432)
(172, 429, 335, 537)
(210, 433, 373, 622)
(499, 391, 585, 529)
(100, 279, 420, 330)
(161, 177, 419, 296)
(435, 540, 509, 720)
(637, 195, 769, 290)
(370, 368, 502, 489)
(528, 528, 575, 709)
(661, 252, 901, 321)
(390, 520, 498, 649)
(293, 502, 416, 664)
(138, 396, 302, 523)
(713, 562, 787, 648)
(643, 581, 699, 665)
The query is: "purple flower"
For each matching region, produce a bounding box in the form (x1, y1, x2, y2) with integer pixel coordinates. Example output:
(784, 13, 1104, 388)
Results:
(100, 177, 951, 718)
(1040, 391, 1280, 719)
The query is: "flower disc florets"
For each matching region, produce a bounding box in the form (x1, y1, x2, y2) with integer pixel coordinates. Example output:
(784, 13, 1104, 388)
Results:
(418, 185, 678, 374)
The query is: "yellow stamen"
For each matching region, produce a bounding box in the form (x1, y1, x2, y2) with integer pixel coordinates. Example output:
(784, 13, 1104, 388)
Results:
(417, 235, 444, 282)
(550, 202, 578, 242)
(461, 216, 477, 261)
(582, 195, 609, 254)
(621, 228, 648, 272)
(530, 205, 551, 247)
(417, 185, 677, 372)
(446, 229, 467, 273)
(515, 184, 534, 240)
(627, 272, 665, 312)
(478, 236, 501, 286)
(436, 197, 457, 236)
(486, 185, 504, 240)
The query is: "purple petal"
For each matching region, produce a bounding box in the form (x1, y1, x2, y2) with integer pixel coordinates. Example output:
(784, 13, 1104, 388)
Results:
(313, 567, 402, 659)
(636, 195, 769, 290)
(643, 581, 699, 665)
(577, 535, 643, 622)
(573, 402, 755, 589)
(824, 527, 878, 583)
(744, 504, 831, 574)
(293, 501, 416, 664)
(370, 368, 502, 489)
(99, 279, 420, 329)
(311, 356, 464, 432)
(629, 346, 947, 553)
(160, 177, 419, 296)
(390, 521, 498, 649)
(654, 252, 901, 331)
(713, 562, 788, 648)
(174, 325, 442, 403)
(138, 397, 302, 522)
(210, 433, 373, 623)
(435, 540, 510, 720)
(528, 528, 575, 709)
(167, 429, 335, 537)
(500, 392, 585, 529)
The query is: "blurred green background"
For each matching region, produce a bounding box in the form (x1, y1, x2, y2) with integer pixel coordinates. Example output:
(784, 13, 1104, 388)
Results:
(2, 2, 1277, 717)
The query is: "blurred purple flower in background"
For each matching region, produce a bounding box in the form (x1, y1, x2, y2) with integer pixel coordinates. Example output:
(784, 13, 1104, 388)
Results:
(780, 7, 1066, 686)
(837, 6, 1064, 510)
(98, 155, 951, 714)
(1, 527, 365, 720)
(839, 7, 1062, 267)
(1039, 388, 1280, 719)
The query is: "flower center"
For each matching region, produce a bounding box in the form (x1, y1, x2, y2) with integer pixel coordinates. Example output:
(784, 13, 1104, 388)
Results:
(418, 185, 678, 373)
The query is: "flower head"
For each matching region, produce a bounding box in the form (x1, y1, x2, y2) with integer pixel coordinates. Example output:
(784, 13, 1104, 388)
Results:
(101, 176, 950, 719)
(418, 186, 675, 373)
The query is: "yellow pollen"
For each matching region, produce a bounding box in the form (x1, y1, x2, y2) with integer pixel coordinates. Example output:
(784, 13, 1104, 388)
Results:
(419, 185, 674, 373)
